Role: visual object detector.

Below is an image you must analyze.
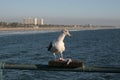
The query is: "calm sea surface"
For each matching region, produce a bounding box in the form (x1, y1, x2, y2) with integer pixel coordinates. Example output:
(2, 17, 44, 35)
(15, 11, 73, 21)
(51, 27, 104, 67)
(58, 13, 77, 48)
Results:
(0, 29, 120, 80)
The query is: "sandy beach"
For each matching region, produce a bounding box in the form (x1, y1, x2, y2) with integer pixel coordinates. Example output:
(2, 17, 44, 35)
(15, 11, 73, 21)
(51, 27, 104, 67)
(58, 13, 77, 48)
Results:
(0, 27, 88, 31)
(0, 26, 119, 31)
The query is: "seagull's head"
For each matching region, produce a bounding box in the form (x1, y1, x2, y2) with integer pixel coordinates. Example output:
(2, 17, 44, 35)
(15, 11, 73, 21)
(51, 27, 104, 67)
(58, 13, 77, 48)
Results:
(62, 29, 71, 37)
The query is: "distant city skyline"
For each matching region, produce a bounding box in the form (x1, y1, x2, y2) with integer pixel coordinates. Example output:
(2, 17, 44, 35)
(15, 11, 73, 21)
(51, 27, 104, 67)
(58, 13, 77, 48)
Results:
(0, 0, 120, 26)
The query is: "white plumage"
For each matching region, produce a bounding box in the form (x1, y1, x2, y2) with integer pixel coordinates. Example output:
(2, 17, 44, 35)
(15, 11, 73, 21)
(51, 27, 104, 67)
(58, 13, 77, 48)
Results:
(48, 29, 71, 60)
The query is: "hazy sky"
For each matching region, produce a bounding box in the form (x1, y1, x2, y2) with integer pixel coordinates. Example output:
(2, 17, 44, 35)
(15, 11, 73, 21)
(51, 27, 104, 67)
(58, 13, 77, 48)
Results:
(0, 0, 120, 25)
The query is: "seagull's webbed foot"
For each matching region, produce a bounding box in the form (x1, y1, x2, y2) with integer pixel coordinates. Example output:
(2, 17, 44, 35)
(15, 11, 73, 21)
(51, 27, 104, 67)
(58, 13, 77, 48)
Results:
(59, 58, 65, 61)
(59, 58, 72, 65)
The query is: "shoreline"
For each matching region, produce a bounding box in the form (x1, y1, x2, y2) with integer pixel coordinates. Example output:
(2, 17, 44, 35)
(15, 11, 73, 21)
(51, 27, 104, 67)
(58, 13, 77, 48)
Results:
(0, 27, 120, 32)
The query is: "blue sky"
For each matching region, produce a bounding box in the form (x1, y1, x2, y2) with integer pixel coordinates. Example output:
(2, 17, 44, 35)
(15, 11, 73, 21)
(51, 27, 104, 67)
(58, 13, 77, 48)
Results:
(0, 0, 120, 25)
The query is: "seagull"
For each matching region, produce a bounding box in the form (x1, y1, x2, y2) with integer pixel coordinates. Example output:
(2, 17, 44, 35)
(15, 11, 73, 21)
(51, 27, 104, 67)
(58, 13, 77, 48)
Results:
(48, 29, 71, 61)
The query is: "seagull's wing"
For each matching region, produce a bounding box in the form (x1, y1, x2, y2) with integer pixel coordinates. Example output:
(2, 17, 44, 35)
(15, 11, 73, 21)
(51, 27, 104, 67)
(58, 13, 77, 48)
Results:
(48, 42, 53, 51)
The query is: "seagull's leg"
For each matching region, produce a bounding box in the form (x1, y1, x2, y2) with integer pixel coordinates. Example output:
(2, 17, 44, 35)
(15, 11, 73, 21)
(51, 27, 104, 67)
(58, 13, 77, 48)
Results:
(53, 53, 56, 60)
(59, 53, 65, 61)
(60, 53, 63, 59)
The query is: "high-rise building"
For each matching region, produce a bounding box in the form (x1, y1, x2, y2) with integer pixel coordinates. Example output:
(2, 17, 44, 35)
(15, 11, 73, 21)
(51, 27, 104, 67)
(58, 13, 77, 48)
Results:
(37, 18, 44, 25)
(23, 18, 44, 25)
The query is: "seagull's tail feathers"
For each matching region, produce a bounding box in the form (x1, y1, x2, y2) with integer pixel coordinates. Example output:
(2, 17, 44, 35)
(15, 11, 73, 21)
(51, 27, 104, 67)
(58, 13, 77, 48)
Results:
(48, 42, 52, 51)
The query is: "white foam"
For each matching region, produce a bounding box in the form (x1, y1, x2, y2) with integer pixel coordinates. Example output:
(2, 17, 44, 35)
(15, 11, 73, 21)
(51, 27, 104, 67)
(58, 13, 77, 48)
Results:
(0, 30, 59, 37)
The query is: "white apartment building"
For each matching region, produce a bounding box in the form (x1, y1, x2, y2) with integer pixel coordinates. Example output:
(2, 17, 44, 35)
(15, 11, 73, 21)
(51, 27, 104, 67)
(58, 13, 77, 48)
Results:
(24, 18, 44, 25)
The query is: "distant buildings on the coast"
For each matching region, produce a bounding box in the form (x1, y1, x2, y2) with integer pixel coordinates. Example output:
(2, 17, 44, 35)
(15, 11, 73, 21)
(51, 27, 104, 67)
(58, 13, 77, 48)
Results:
(0, 17, 118, 29)
(23, 18, 44, 25)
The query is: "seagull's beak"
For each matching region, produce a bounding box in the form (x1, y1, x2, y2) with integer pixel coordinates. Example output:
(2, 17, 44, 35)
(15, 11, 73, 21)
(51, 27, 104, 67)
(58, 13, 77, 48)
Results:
(69, 34, 72, 38)
(68, 33, 71, 37)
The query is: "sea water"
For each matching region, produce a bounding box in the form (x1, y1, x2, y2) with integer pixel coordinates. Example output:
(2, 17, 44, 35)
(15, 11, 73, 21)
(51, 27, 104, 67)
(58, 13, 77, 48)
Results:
(0, 29, 120, 80)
